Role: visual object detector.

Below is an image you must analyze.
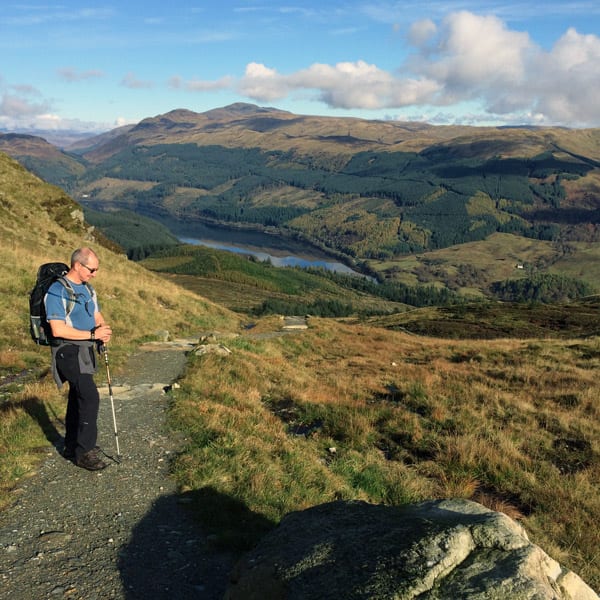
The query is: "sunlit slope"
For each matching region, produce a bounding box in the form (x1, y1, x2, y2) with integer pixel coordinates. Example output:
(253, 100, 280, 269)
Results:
(0, 151, 239, 354)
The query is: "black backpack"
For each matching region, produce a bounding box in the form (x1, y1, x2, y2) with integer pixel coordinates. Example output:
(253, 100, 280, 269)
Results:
(29, 262, 78, 345)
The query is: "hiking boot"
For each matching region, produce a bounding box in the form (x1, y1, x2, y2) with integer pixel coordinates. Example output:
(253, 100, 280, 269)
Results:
(76, 449, 107, 471)
(62, 446, 76, 460)
(64, 445, 100, 462)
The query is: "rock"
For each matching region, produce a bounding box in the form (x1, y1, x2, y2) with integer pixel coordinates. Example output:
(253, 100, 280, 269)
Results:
(225, 499, 598, 600)
(282, 316, 308, 331)
(194, 344, 232, 356)
(198, 331, 240, 344)
(154, 330, 170, 342)
(38, 530, 72, 549)
(70, 208, 84, 223)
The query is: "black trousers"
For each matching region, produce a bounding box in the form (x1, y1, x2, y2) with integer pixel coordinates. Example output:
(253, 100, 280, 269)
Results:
(55, 345, 100, 460)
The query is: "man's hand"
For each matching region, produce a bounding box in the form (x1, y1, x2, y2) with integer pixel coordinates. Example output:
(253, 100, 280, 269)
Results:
(94, 324, 112, 344)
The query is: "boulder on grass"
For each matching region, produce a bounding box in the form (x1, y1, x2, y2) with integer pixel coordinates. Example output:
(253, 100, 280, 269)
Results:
(225, 499, 598, 600)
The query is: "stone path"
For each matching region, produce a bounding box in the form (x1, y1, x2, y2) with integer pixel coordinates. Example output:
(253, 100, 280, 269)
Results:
(0, 342, 234, 600)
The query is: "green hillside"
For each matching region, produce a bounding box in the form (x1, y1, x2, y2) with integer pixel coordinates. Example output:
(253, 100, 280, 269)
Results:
(77, 141, 597, 260)
(4, 105, 600, 298)
(0, 133, 86, 190)
(138, 243, 466, 316)
(83, 206, 180, 259)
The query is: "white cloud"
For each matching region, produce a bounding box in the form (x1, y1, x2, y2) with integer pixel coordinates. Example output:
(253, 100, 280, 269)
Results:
(238, 60, 440, 109)
(0, 108, 111, 133)
(238, 63, 290, 101)
(235, 11, 600, 126)
(408, 18, 436, 47)
(528, 28, 600, 124)
(0, 93, 51, 118)
(303, 61, 439, 109)
(419, 11, 532, 90)
(0, 83, 114, 133)
(169, 75, 233, 92)
(411, 14, 600, 125)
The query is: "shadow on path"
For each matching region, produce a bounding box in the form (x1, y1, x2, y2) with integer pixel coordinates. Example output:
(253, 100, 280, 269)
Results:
(119, 487, 274, 599)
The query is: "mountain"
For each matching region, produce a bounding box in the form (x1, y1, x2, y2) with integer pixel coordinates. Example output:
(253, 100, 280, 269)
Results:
(0, 128, 105, 149)
(0, 132, 86, 188)
(77, 102, 600, 164)
(64, 123, 137, 155)
(3, 103, 600, 298)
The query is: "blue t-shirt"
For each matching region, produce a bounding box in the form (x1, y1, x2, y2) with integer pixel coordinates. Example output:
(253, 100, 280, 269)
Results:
(44, 279, 99, 332)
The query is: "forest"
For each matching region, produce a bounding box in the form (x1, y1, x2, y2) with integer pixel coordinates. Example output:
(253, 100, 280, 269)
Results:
(80, 143, 595, 259)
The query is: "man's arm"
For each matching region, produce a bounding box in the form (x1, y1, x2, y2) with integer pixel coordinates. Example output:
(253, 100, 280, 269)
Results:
(48, 319, 112, 343)
(95, 310, 107, 328)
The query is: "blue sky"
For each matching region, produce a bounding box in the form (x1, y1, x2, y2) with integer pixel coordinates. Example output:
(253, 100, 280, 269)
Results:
(1, 1, 599, 135)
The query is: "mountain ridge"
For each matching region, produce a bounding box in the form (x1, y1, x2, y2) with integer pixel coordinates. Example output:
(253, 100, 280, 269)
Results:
(2, 103, 600, 298)
(82, 103, 600, 162)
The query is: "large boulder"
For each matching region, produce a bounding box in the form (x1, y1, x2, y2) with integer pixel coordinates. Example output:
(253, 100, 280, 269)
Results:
(225, 499, 598, 600)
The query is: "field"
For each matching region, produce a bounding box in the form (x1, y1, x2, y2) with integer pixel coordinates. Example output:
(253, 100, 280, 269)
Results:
(167, 318, 600, 590)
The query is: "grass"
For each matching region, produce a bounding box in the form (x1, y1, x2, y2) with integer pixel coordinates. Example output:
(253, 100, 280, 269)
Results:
(370, 232, 600, 296)
(140, 244, 409, 315)
(365, 299, 600, 339)
(168, 320, 600, 589)
(0, 382, 65, 491)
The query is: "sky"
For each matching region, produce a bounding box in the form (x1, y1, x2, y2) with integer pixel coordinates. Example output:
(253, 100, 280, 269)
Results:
(1, 1, 600, 136)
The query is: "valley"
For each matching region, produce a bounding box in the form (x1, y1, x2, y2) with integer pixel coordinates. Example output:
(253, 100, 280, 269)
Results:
(2, 103, 600, 302)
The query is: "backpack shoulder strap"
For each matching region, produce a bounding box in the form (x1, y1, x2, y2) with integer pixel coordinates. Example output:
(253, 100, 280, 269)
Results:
(54, 278, 96, 317)
(55, 276, 78, 316)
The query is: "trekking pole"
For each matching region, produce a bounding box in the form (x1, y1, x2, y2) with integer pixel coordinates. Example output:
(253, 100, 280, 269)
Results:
(99, 343, 121, 461)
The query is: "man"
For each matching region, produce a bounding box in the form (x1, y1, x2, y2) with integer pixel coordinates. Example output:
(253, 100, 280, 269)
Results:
(44, 247, 112, 471)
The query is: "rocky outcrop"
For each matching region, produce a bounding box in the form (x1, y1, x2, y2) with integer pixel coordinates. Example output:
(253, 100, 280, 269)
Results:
(225, 499, 598, 600)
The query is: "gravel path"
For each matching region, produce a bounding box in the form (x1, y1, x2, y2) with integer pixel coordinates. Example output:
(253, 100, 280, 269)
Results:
(0, 341, 235, 600)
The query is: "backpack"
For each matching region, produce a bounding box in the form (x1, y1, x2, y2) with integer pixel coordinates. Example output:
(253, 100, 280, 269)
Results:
(29, 262, 77, 345)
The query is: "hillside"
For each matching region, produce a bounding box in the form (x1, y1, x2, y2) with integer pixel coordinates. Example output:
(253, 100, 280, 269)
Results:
(0, 149, 238, 367)
(75, 103, 600, 163)
(0, 133, 86, 190)
(3, 104, 600, 299)
(64, 123, 136, 155)
(1, 153, 599, 592)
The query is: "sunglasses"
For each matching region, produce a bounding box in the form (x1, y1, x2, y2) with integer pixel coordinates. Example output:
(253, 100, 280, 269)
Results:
(80, 262, 99, 274)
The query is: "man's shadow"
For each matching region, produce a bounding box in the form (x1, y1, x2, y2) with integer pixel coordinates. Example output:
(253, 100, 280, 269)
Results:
(118, 487, 275, 599)
(2, 394, 65, 452)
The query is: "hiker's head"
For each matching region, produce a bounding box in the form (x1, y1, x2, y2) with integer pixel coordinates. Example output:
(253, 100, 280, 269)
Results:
(71, 247, 100, 282)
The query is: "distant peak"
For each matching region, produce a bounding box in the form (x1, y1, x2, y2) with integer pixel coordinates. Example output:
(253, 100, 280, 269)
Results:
(224, 102, 261, 112)
(205, 103, 290, 117)
(161, 108, 199, 118)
